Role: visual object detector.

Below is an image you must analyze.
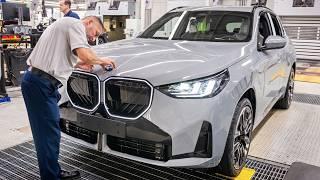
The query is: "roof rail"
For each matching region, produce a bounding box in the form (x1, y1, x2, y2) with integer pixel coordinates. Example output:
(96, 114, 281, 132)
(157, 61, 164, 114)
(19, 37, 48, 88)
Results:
(169, 6, 189, 12)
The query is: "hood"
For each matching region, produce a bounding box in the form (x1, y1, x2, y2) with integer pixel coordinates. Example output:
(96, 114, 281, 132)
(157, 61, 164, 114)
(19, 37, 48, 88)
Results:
(91, 38, 252, 86)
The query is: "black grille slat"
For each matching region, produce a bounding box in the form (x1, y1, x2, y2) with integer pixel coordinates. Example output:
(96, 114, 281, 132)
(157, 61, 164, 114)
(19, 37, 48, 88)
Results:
(117, 139, 156, 151)
(60, 119, 98, 144)
(71, 79, 92, 103)
(119, 145, 155, 154)
(71, 80, 92, 104)
(67, 72, 100, 111)
(127, 103, 140, 114)
(107, 136, 169, 161)
(120, 103, 133, 113)
(134, 105, 147, 114)
(111, 137, 156, 153)
(105, 79, 152, 118)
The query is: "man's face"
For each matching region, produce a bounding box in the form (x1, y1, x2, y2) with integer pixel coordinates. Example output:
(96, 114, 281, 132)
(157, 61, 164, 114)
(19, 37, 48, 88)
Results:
(85, 20, 103, 43)
(59, 0, 69, 12)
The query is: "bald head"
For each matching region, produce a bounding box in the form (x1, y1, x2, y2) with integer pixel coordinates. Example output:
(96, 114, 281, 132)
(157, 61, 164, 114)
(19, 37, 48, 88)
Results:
(83, 16, 104, 29)
(82, 16, 105, 42)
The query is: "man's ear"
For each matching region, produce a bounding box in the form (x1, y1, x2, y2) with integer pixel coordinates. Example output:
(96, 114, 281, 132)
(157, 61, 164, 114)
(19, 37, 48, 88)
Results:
(88, 19, 94, 25)
(85, 20, 92, 27)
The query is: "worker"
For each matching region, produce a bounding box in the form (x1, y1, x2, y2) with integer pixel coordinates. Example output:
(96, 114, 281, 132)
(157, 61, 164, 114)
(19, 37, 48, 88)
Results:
(59, 0, 80, 19)
(21, 16, 115, 179)
(196, 16, 209, 33)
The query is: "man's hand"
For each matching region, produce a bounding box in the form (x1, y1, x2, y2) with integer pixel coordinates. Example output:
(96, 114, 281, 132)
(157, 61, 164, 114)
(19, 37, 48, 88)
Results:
(100, 57, 116, 70)
(75, 48, 116, 70)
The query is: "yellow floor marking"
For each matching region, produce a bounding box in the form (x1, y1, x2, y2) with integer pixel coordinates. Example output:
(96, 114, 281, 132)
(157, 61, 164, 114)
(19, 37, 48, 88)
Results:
(216, 168, 256, 180)
(295, 74, 320, 84)
(305, 67, 320, 73)
(234, 168, 256, 180)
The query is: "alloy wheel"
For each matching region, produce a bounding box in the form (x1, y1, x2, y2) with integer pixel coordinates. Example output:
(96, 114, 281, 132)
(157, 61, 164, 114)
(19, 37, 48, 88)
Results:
(233, 105, 253, 169)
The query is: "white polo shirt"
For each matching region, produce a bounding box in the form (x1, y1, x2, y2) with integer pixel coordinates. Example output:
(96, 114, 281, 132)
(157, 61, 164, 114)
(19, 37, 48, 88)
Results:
(27, 17, 90, 87)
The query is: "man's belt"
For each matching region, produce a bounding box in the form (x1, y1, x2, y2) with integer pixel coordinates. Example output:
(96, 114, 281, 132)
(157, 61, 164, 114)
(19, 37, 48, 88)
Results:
(29, 67, 62, 88)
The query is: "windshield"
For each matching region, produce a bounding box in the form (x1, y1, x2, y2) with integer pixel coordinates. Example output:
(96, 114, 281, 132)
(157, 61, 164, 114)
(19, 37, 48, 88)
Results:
(139, 11, 252, 42)
(139, 12, 183, 39)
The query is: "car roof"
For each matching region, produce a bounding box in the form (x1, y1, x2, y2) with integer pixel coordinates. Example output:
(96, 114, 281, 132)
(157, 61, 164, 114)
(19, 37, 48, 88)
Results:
(170, 6, 270, 13)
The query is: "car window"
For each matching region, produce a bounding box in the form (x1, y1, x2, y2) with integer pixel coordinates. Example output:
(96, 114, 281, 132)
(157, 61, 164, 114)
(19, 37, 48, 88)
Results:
(152, 16, 180, 39)
(258, 12, 272, 46)
(174, 11, 252, 42)
(270, 14, 283, 37)
(139, 11, 252, 42)
(139, 12, 183, 39)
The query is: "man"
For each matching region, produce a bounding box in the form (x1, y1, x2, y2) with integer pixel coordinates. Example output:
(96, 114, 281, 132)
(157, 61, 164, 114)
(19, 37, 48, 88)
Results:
(59, 0, 80, 19)
(0, 44, 6, 96)
(196, 16, 209, 33)
(21, 16, 115, 179)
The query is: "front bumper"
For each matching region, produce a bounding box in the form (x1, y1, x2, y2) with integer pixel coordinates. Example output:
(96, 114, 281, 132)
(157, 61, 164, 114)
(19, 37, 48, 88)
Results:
(61, 108, 211, 164)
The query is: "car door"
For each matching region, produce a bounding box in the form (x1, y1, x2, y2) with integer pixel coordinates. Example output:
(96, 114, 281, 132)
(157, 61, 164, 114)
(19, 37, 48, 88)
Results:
(269, 13, 291, 92)
(257, 12, 282, 114)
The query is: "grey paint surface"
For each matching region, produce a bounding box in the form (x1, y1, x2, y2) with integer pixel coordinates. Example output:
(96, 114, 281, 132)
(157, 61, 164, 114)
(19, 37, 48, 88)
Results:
(92, 39, 250, 86)
(61, 6, 296, 168)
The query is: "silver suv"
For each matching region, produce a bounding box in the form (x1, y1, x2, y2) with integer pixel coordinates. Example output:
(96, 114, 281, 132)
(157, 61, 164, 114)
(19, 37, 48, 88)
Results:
(61, 6, 296, 177)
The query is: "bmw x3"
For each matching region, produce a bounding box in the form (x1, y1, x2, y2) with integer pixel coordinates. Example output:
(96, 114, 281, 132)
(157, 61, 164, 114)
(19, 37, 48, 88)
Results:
(60, 5, 296, 177)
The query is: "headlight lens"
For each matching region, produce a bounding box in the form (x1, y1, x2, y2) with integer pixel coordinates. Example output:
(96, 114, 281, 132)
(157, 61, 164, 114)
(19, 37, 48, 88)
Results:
(157, 70, 230, 98)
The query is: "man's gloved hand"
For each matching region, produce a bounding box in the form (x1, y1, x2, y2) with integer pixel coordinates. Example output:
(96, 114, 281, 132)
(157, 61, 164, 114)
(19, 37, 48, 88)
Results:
(75, 57, 116, 72)
(100, 57, 116, 71)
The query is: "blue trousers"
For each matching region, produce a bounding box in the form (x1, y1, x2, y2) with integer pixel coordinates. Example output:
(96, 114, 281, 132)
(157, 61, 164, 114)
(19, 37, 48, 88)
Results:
(21, 70, 61, 180)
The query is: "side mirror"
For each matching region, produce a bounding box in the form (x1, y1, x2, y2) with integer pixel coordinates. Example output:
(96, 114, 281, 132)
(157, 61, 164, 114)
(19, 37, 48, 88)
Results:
(260, 35, 286, 51)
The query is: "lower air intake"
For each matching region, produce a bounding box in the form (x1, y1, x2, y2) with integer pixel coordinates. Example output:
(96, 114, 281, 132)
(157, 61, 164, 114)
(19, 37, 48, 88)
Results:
(107, 135, 170, 161)
(60, 119, 98, 144)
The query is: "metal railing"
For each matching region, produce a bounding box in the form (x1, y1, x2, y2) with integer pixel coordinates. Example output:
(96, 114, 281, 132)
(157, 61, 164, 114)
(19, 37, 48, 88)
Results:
(281, 16, 320, 61)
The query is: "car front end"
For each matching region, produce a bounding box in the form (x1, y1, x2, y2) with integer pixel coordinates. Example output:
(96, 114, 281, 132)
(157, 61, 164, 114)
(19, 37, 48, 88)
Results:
(60, 6, 255, 169)
(60, 67, 241, 168)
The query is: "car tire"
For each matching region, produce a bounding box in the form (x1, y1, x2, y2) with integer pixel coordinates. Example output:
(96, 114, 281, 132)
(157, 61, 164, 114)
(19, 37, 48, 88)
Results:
(274, 68, 295, 109)
(216, 98, 254, 177)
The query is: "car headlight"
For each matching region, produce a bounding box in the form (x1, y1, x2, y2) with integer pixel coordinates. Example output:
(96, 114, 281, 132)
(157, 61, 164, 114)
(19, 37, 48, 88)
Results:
(157, 70, 230, 98)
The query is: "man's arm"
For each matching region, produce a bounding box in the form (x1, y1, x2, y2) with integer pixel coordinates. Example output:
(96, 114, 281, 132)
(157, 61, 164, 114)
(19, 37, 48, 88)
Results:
(67, 20, 115, 69)
(74, 59, 93, 71)
(74, 48, 115, 68)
